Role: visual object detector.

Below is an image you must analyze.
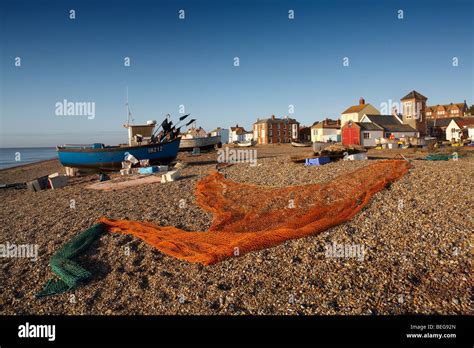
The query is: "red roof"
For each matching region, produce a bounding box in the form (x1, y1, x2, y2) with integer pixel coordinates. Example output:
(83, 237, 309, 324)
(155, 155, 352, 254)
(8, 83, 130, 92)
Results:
(454, 118, 474, 127)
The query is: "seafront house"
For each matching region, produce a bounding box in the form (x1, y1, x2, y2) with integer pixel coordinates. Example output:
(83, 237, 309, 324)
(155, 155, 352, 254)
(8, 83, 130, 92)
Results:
(253, 115, 299, 144)
(210, 127, 229, 144)
(183, 126, 207, 138)
(298, 126, 311, 143)
(445, 118, 474, 141)
(360, 114, 419, 139)
(340, 97, 380, 125)
(342, 114, 418, 147)
(310, 119, 341, 142)
(341, 121, 383, 147)
(424, 101, 469, 119)
(229, 124, 252, 143)
(427, 118, 461, 139)
(243, 130, 254, 142)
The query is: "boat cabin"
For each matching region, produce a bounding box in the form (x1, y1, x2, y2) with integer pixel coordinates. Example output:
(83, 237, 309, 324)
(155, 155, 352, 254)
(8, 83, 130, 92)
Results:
(123, 120, 156, 146)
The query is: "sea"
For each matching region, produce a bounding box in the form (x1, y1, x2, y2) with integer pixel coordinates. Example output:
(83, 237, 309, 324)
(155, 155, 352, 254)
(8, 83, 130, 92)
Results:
(0, 148, 58, 170)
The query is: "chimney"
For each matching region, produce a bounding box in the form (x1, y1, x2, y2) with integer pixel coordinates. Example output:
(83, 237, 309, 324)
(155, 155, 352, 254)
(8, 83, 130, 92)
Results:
(359, 97, 365, 105)
(392, 106, 398, 116)
(271, 115, 276, 120)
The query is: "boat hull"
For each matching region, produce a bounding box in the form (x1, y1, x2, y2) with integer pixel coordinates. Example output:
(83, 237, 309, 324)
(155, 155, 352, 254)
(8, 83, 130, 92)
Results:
(291, 142, 312, 147)
(237, 140, 256, 147)
(179, 135, 221, 151)
(57, 138, 181, 170)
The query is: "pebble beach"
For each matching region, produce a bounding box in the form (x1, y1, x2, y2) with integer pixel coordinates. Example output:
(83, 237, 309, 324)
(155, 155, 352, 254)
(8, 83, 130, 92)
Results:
(0, 145, 472, 315)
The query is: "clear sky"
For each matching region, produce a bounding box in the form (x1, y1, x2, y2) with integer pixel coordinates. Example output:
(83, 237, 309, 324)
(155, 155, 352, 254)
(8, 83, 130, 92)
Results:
(1, 0, 473, 147)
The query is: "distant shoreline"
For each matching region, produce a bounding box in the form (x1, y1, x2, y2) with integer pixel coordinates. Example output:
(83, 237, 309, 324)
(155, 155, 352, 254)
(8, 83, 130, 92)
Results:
(0, 147, 56, 149)
(0, 158, 59, 172)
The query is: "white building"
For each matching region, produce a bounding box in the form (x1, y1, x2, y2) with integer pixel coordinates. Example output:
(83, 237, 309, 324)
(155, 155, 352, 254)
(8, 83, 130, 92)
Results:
(357, 122, 384, 147)
(210, 127, 229, 144)
(360, 114, 418, 139)
(445, 118, 474, 141)
(243, 131, 253, 142)
(310, 119, 341, 142)
(229, 124, 251, 143)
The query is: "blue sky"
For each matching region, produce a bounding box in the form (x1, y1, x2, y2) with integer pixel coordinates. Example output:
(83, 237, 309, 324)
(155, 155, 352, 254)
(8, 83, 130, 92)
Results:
(1, 0, 473, 147)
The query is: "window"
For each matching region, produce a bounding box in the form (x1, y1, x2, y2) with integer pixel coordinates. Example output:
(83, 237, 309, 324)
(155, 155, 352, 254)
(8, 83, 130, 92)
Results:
(269, 130, 273, 136)
(404, 102, 412, 119)
(363, 132, 370, 139)
(277, 123, 280, 129)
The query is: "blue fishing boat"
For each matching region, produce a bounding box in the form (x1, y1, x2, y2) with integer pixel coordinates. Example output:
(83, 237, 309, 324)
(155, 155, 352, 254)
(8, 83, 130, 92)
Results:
(57, 98, 194, 170)
(57, 138, 181, 170)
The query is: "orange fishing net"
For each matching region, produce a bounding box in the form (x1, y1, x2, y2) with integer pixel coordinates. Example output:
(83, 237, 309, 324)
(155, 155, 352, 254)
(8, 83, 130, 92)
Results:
(99, 160, 410, 265)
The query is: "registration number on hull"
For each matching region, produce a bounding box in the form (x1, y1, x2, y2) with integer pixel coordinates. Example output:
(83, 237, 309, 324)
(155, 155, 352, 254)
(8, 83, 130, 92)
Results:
(148, 146, 163, 153)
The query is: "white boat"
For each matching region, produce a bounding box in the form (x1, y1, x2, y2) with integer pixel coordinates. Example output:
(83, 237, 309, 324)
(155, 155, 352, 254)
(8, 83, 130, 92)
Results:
(291, 141, 311, 147)
(237, 140, 256, 147)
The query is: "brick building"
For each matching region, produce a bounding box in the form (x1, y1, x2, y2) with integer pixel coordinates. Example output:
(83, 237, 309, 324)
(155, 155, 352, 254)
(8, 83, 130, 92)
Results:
(298, 126, 311, 143)
(424, 101, 469, 119)
(253, 115, 299, 144)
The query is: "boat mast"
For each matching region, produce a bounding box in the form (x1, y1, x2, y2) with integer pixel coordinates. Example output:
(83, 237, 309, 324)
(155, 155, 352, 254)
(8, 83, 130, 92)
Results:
(124, 87, 136, 146)
(126, 86, 131, 126)
(125, 86, 135, 125)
